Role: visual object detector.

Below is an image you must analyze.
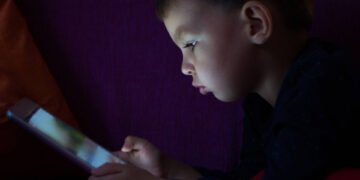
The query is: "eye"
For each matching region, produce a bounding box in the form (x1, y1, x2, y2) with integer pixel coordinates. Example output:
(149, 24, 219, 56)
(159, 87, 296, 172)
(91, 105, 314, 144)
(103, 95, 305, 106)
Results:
(183, 41, 198, 51)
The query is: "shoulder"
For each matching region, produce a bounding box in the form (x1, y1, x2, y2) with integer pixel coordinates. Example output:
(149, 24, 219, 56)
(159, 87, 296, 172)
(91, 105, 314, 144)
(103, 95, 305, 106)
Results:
(263, 40, 360, 179)
(279, 39, 356, 105)
(289, 39, 352, 89)
(273, 39, 359, 124)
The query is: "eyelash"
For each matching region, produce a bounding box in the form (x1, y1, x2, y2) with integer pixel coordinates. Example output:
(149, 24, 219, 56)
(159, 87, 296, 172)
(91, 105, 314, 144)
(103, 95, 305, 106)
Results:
(183, 41, 198, 51)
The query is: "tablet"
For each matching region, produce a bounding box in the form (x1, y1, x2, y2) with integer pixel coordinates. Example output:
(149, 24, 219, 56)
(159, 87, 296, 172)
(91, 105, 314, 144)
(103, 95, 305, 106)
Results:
(6, 98, 125, 172)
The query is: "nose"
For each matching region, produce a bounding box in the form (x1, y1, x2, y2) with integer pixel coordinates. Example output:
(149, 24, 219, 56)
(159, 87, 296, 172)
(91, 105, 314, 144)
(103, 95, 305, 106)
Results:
(181, 57, 195, 76)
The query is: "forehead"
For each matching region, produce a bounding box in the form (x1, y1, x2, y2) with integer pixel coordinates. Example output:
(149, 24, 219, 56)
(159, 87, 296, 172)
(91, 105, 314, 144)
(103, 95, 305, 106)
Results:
(163, 0, 208, 19)
(163, 0, 224, 41)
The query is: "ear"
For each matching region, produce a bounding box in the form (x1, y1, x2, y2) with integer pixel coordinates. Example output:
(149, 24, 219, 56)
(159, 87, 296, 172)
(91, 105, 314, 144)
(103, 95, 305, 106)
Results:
(240, 1, 273, 45)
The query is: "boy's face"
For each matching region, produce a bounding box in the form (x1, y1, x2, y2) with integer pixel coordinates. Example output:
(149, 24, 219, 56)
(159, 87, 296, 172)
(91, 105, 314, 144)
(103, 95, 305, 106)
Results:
(163, 0, 260, 102)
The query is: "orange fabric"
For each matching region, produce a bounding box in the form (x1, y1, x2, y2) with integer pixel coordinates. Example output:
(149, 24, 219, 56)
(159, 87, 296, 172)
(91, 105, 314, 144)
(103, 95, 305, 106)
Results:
(0, 0, 78, 154)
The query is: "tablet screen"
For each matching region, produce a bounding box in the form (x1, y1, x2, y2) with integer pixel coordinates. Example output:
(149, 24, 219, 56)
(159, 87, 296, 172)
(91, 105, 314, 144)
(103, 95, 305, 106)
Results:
(27, 108, 124, 168)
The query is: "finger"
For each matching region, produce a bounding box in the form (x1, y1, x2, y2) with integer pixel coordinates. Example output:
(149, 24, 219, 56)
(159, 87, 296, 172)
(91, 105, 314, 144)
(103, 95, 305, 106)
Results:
(121, 136, 147, 152)
(113, 150, 131, 162)
(91, 163, 124, 176)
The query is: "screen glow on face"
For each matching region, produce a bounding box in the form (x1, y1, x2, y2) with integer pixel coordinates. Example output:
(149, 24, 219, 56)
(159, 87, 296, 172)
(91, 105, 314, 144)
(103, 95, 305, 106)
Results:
(29, 108, 124, 168)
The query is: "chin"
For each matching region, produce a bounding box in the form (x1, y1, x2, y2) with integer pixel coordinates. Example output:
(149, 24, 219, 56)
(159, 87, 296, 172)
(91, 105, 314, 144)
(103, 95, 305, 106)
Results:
(214, 92, 240, 103)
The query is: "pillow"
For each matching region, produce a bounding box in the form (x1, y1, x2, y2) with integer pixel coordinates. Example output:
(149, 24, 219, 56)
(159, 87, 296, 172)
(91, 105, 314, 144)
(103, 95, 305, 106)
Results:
(0, 0, 82, 177)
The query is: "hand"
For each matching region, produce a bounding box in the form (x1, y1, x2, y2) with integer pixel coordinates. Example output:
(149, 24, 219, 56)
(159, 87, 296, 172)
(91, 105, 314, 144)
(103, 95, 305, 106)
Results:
(114, 136, 202, 180)
(89, 163, 161, 180)
(115, 136, 165, 178)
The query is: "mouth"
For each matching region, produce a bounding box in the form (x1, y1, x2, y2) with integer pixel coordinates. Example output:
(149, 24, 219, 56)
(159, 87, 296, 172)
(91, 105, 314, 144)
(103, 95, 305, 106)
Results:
(199, 87, 209, 95)
(193, 84, 209, 95)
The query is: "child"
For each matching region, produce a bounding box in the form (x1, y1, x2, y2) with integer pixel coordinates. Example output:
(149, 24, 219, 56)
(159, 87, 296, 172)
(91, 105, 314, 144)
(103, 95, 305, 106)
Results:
(89, 0, 360, 179)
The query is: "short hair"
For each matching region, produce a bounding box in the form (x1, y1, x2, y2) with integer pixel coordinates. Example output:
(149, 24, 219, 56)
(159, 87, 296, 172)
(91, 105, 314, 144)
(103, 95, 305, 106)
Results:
(155, 0, 313, 31)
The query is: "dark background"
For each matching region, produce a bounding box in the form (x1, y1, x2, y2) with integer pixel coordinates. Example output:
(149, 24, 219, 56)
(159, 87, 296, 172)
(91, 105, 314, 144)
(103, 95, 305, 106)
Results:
(14, 0, 360, 173)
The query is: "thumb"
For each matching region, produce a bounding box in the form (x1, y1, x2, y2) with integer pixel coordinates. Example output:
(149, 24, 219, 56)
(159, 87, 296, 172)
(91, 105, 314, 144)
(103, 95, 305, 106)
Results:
(121, 136, 136, 152)
(121, 136, 146, 152)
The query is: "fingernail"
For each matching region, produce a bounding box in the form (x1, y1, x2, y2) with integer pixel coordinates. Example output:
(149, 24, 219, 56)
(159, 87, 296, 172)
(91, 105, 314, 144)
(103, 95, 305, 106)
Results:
(121, 147, 130, 152)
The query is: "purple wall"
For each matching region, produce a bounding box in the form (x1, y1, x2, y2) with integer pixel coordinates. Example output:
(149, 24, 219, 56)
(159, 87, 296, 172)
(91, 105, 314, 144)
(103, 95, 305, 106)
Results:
(15, 0, 243, 171)
(14, 0, 359, 173)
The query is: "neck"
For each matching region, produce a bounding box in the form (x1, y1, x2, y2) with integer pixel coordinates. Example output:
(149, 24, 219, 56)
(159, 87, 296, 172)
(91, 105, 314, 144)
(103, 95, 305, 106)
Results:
(255, 31, 308, 106)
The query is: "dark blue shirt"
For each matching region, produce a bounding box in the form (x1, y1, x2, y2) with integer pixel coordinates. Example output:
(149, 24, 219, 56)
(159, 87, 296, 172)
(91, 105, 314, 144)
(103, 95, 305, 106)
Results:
(198, 39, 360, 180)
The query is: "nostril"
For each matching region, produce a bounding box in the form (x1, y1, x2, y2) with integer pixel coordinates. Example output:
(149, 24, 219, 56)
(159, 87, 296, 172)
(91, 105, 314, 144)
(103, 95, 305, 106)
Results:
(181, 60, 195, 76)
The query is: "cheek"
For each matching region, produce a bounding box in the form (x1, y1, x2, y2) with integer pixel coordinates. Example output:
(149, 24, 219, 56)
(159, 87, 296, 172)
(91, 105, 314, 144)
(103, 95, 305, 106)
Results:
(193, 41, 232, 86)
(194, 59, 220, 86)
(205, 42, 257, 99)
(192, 28, 258, 98)
(229, 48, 260, 99)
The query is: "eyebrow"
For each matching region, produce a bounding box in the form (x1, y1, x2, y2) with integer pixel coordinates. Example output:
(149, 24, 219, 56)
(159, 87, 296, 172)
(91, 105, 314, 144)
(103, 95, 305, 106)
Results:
(173, 26, 185, 43)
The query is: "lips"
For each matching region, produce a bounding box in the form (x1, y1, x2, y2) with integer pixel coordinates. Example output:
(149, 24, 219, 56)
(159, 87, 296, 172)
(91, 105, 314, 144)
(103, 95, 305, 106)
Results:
(193, 84, 208, 95)
(199, 87, 208, 95)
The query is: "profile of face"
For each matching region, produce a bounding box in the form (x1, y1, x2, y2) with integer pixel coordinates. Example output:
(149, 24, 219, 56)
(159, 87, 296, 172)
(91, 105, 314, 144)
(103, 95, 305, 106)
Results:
(163, 0, 269, 102)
